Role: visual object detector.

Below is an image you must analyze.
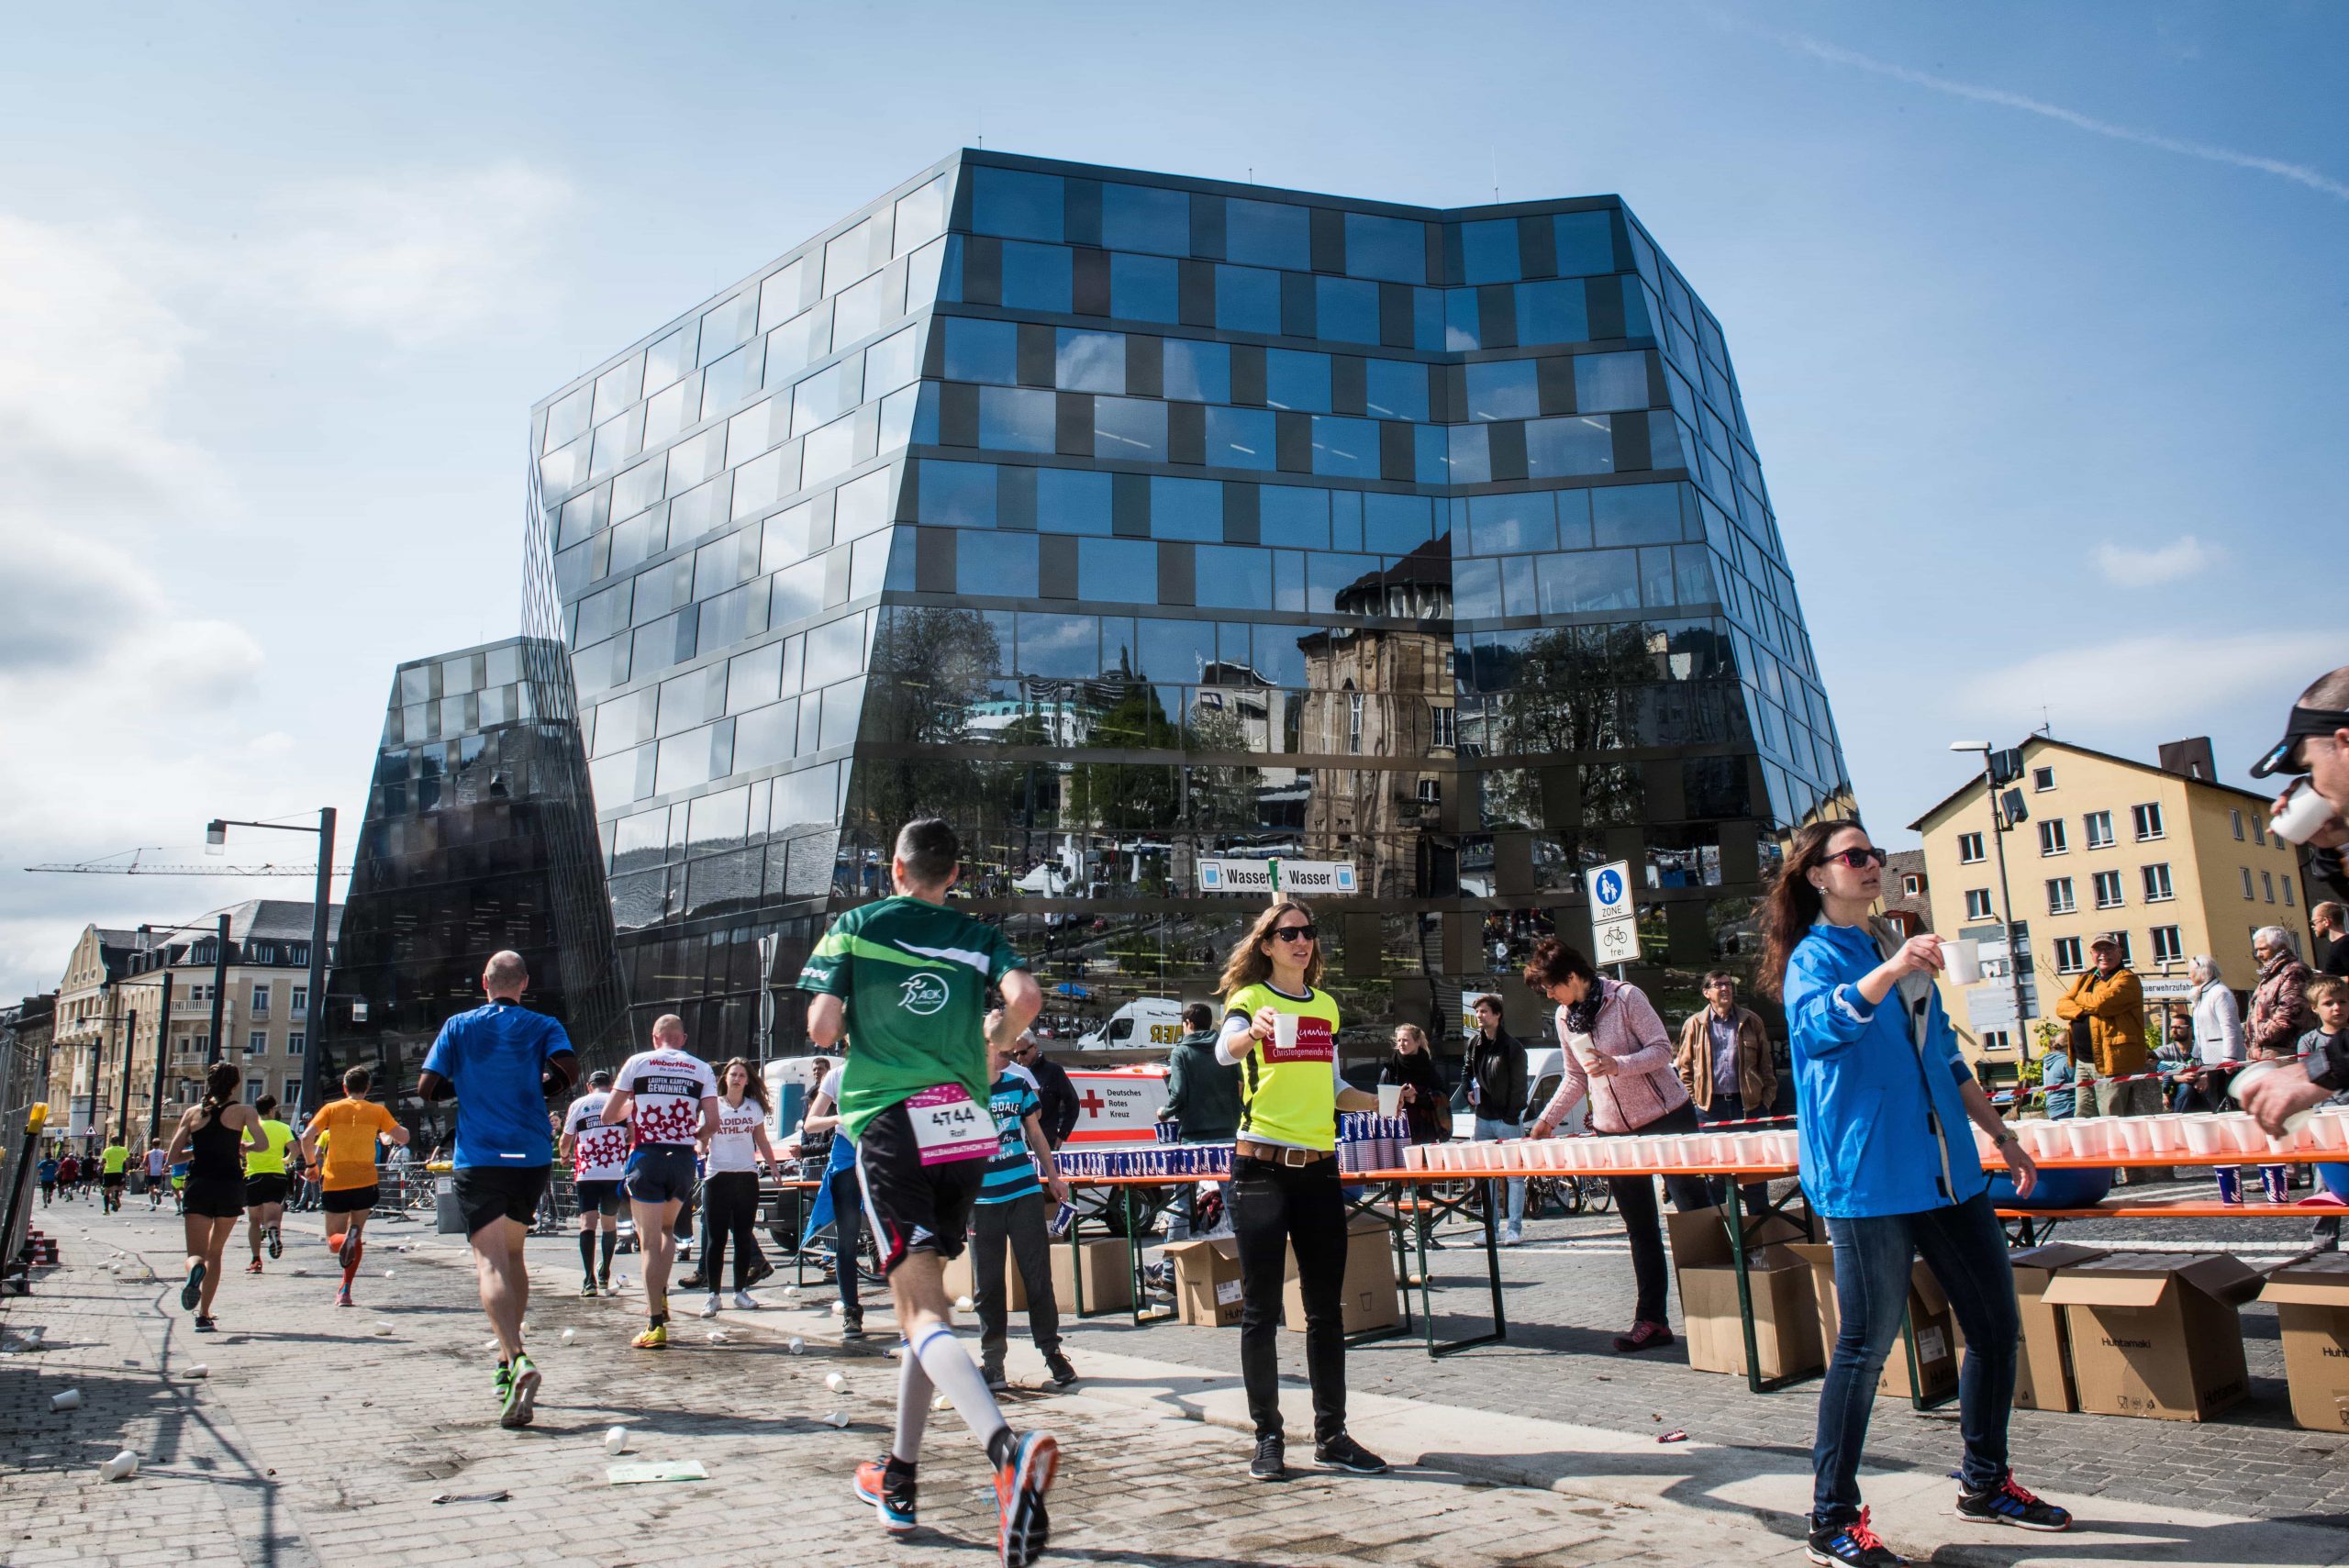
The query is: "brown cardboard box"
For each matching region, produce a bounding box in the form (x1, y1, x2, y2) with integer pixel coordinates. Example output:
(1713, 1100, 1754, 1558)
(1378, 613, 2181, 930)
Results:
(1164, 1235, 1246, 1326)
(1666, 1207, 1823, 1380)
(2043, 1251, 2262, 1421)
(1283, 1216, 1400, 1334)
(1788, 1242, 1960, 1401)
(2257, 1251, 2349, 1432)
(941, 1236, 1134, 1316)
(2006, 1243, 2107, 1412)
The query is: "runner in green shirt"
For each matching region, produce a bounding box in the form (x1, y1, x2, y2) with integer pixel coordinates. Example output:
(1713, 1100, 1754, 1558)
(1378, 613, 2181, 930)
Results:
(242, 1095, 297, 1270)
(99, 1140, 129, 1212)
(800, 817, 1059, 1567)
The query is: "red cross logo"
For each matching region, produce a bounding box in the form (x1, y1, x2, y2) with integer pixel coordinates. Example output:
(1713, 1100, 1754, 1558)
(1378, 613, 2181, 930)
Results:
(1078, 1090, 1107, 1118)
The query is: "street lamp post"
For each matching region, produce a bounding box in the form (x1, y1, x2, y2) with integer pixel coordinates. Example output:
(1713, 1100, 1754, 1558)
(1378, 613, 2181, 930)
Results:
(208, 809, 336, 1116)
(1949, 742, 2034, 1058)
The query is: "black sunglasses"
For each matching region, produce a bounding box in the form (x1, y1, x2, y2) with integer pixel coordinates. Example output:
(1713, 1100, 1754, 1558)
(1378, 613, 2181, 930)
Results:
(1823, 847, 1889, 870)
(1269, 924, 1319, 943)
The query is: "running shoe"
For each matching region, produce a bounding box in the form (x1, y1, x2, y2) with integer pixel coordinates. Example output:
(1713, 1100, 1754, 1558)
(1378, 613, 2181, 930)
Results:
(1807, 1508, 1906, 1567)
(266, 1226, 282, 1260)
(335, 1286, 353, 1307)
(581, 1277, 598, 1298)
(841, 1311, 865, 1340)
(854, 1455, 918, 1534)
(731, 1290, 759, 1310)
(1044, 1351, 1078, 1389)
(246, 1259, 263, 1274)
(985, 1366, 1010, 1393)
(500, 1352, 540, 1429)
(631, 1322, 669, 1351)
(336, 1230, 356, 1269)
(181, 1260, 206, 1311)
(993, 1430, 1058, 1568)
(494, 1362, 512, 1406)
(1611, 1319, 1675, 1353)
(194, 1315, 216, 1333)
(1249, 1435, 1286, 1482)
(1954, 1473, 2071, 1532)
(1314, 1433, 1388, 1474)
(597, 1269, 613, 1295)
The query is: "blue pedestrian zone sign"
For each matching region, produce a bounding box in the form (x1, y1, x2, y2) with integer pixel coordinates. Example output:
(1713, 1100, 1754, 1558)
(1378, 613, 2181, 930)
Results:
(1593, 868, 1625, 907)
(1585, 859, 1640, 964)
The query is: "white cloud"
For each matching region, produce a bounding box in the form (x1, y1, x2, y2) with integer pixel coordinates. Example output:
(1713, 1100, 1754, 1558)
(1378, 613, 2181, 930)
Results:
(2094, 533, 2218, 586)
(243, 161, 576, 347)
(1954, 630, 2337, 730)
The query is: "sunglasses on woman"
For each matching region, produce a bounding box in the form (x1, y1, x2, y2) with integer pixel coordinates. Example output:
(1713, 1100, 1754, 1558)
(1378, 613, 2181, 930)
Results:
(1822, 847, 1889, 870)
(1270, 924, 1319, 943)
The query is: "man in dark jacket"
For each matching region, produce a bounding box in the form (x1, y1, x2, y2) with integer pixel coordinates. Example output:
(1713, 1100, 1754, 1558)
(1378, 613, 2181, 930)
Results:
(1463, 995, 1530, 1244)
(1162, 1002, 1241, 1141)
(1013, 1033, 1080, 1149)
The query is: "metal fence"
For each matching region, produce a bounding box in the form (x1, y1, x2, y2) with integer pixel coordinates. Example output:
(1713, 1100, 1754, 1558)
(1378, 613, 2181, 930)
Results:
(1, 1009, 55, 1291)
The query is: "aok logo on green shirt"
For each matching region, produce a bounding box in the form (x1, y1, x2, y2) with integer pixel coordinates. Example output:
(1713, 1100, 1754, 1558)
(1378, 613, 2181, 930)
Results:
(899, 973, 951, 1015)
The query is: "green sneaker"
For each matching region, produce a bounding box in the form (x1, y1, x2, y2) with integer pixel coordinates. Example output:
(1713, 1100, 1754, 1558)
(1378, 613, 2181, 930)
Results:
(499, 1352, 540, 1429)
(494, 1361, 512, 1406)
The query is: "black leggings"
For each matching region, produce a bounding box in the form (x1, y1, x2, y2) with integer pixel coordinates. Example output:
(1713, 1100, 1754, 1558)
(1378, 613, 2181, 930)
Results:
(699, 1171, 763, 1291)
(1606, 1101, 1714, 1325)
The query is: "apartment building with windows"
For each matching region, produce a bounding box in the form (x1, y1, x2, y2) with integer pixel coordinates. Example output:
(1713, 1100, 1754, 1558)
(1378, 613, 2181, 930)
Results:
(44, 924, 146, 1140)
(1911, 735, 2310, 1062)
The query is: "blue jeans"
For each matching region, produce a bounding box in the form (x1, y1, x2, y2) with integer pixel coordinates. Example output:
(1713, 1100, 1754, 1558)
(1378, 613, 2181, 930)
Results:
(1813, 1190, 2018, 1526)
(1473, 1118, 1526, 1228)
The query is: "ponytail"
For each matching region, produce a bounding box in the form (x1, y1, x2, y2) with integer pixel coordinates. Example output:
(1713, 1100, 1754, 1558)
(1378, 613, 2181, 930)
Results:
(200, 1061, 241, 1117)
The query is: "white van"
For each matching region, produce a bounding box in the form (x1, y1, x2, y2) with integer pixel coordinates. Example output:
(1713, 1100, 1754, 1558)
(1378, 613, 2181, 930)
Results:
(1076, 997, 1188, 1051)
(762, 1056, 841, 1144)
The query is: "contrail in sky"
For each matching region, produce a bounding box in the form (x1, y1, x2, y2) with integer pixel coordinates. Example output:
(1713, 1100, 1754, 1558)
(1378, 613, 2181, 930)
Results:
(1770, 28, 2349, 202)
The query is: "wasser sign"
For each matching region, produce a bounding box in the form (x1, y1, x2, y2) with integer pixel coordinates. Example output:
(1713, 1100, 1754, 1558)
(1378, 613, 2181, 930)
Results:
(1197, 858, 1358, 896)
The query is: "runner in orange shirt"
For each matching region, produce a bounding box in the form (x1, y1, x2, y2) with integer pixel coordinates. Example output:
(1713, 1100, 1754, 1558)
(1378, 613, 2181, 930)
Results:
(301, 1064, 410, 1306)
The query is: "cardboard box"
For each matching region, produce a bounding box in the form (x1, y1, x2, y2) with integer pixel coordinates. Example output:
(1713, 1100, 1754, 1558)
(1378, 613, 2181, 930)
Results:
(1282, 1216, 1399, 1335)
(1788, 1242, 1960, 1402)
(942, 1235, 1134, 1316)
(1164, 1235, 1247, 1326)
(2043, 1251, 2262, 1421)
(2006, 1243, 2107, 1412)
(1667, 1207, 1824, 1380)
(2258, 1251, 2349, 1432)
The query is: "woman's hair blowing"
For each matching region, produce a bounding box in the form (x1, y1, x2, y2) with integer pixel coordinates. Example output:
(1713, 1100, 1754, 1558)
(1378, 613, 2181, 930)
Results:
(1219, 900, 1322, 996)
(1755, 819, 1867, 1000)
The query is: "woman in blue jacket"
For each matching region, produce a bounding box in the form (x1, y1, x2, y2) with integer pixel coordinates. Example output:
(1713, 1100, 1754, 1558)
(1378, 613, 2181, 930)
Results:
(1758, 821, 2069, 1568)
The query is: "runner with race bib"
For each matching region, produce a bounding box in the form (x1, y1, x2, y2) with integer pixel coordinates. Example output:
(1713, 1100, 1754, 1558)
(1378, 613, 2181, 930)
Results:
(800, 817, 1060, 1568)
(561, 1069, 630, 1297)
(602, 1018, 719, 1350)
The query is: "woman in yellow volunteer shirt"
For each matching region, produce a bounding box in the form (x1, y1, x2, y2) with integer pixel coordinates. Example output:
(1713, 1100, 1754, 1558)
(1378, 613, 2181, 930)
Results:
(1216, 899, 1388, 1484)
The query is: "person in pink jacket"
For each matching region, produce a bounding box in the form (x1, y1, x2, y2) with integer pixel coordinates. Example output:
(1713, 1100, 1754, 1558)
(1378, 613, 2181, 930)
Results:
(1525, 937, 1712, 1351)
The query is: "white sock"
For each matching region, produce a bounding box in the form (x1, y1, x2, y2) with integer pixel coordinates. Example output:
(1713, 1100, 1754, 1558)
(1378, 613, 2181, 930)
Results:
(894, 1345, 932, 1464)
(911, 1325, 1008, 1455)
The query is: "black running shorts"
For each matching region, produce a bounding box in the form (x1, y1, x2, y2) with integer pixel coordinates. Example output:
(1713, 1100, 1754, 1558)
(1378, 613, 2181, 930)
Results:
(853, 1098, 986, 1275)
(243, 1173, 290, 1207)
(573, 1178, 625, 1217)
(321, 1184, 379, 1216)
(453, 1164, 551, 1235)
(184, 1177, 247, 1219)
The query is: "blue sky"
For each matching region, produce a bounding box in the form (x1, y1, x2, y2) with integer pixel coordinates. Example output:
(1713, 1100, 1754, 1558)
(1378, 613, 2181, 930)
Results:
(3, 2, 2343, 997)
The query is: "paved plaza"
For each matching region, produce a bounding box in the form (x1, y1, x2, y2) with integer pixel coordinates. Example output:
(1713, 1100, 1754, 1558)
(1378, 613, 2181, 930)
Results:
(5, 1195, 2348, 1567)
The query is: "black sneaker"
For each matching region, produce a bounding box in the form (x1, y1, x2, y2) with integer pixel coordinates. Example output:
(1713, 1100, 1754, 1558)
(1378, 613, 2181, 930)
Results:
(1043, 1351, 1077, 1389)
(193, 1315, 217, 1334)
(841, 1312, 865, 1340)
(581, 1277, 598, 1297)
(1954, 1473, 2071, 1532)
(1314, 1433, 1388, 1474)
(1807, 1508, 1906, 1567)
(181, 1260, 205, 1311)
(1248, 1434, 1287, 1482)
(985, 1367, 1010, 1393)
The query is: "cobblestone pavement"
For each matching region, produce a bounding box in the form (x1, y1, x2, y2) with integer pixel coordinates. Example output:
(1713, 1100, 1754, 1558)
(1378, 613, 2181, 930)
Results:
(1062, 1176, 2349, 1526)
(3, 1207, 1765, 1568)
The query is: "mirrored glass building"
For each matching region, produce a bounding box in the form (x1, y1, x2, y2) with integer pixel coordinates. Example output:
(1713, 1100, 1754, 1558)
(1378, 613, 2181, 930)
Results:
(528, 150, 1854, 1063)
(327, 636, 628, 1094)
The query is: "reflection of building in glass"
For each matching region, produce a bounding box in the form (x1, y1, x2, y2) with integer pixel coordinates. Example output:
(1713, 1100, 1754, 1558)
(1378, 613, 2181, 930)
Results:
(530, 151, 1854, 1062)
(327, 637, 627, 1100)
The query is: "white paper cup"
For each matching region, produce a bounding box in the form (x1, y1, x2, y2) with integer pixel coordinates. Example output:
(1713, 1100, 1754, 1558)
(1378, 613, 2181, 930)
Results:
(1939, 937, 1982, 986)
(2311, 1110, 2349, 1151)
(2180, 1116, 2224, 1155)
(2272, 784, 2341, 846)
(1272, 1012, 1299, 1051)
(2145, 1115, 2187, 1154)
(1377, 1084, 1404, 1119)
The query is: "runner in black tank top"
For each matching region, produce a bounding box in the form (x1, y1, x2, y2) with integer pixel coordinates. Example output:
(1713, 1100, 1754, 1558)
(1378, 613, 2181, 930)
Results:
(165, 1063, 264, 1329)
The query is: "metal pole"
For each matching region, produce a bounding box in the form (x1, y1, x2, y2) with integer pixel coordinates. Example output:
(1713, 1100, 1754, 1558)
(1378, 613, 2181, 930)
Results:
(147, 970, 173, 1145)
(115, 1006, 137, 1145)
(300, 806, 335, 1117)
(1984, 757, 2031, 1057)
(206, 915, 229, 1067)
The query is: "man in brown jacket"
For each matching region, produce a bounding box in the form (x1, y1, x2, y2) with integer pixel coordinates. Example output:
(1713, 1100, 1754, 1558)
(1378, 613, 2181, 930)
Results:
(2054, 934, 2154, 1117)
(1675, 972, 1778, 1213)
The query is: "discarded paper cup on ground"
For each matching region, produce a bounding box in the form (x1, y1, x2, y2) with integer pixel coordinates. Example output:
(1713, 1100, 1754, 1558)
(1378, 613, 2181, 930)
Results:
(825, 1372, 847, 1393)
(604, 1426, 629, 1456)
(99, 1450, 138, 1481)
(50, 1389, 82, 1411)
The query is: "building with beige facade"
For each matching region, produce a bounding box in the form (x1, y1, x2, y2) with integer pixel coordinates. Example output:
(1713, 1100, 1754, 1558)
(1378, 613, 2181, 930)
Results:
(1911, 735, 2312, 1065)
(43, 900, 341, 1149)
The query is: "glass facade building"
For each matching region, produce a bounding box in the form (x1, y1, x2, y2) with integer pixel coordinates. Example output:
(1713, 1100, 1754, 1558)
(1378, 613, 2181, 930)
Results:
(327, 636, 628, 1089)
(529, 150, 1854, 1063)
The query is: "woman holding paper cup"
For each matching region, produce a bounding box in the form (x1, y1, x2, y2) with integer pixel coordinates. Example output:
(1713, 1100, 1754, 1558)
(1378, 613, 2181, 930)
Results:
(1524, 938, 1712, 1354)
(1758, 821, 2068, 1565)
(1215, 900, 1388, 1483)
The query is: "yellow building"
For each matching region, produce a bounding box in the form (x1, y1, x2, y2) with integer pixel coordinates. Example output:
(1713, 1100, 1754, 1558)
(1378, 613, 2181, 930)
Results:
(1910, 736, 2312, 1065)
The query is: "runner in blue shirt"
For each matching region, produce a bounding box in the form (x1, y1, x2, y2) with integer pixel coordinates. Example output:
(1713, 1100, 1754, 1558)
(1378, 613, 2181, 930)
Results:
(417, 950, 577, 1429)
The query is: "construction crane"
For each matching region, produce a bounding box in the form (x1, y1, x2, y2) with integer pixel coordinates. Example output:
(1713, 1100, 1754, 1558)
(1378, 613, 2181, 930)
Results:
(25, 848, 352, 878)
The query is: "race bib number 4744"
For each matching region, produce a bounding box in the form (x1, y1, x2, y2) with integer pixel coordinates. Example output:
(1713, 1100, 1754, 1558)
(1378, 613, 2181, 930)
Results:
(906, 1084, 998, 1166)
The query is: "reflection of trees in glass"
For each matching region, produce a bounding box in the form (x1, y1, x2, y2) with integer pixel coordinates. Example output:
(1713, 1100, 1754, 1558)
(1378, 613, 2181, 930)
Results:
(1477, 621, 1657, 827)
(862, 607, 1006, 829)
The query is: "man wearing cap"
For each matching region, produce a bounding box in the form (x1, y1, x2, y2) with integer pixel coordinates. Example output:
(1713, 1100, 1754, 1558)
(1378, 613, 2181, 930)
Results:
(2232, 667, 2349, 1136)
(2054, 934, 2165, 1179)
